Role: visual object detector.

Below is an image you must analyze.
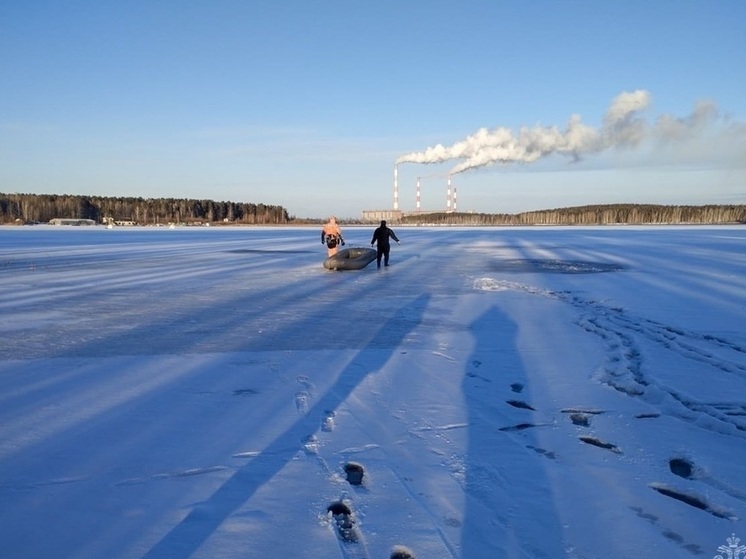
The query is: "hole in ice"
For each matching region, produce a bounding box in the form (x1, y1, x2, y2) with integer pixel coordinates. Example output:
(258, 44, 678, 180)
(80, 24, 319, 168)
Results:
(510, 383, 524, 393)
(233, 388, 258, 396)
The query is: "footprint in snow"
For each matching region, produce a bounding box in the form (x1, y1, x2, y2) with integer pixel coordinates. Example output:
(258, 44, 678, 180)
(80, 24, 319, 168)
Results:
(669, 457, 694, 479)
(322, 410, 336, 432)
(343, 462, 365, 486)
(649, 483, 734, 520)
(569, 413, 591, 427)
(631, 505, 704, 555)
(506, 399, 535, 411)
(390, 545, 417, 559)
(297, 375, 313, 388)
(301, 434, 319, 455)
(466, 371, 491, 383)
(510, 382, 524, 393)
(527, 445, 558, 460)
(499, 422, 540, 432)
(561, 408, 605, 427)
(294, 391, 310, 414)
(327, 500, 360, 543)
(579, 435, 621, 454)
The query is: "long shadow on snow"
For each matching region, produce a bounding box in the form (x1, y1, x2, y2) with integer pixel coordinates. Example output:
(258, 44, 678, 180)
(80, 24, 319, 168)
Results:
(461, 306, 565, 557)
(6, 250, 381, 359)
(140, 293, 431, 559)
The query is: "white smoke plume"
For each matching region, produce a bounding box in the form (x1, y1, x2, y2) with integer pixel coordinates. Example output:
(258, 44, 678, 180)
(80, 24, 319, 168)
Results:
(600, 89, 651, 148)
(653, 99, 718, 142)
(395, 90, 731, 176)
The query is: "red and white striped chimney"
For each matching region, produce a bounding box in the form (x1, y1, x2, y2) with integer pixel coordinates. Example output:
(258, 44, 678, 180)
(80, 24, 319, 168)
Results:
(393, 165, 399, 211)
(416, 177, 421, 212)
(446, 175, 452, 212)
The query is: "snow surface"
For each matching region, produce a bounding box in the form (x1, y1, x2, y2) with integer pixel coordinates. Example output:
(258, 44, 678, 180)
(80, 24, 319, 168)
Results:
(1, 224, 745, 559)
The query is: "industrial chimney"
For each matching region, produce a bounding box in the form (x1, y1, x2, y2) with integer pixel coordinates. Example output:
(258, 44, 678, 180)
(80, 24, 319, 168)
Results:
(416, 177, 421, 212)
(446, 175, 452, 212)
(393, 165, 399, 211)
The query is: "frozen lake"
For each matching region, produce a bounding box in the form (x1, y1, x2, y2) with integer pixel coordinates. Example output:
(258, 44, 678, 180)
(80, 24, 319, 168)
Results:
(1, 224, 745, 558)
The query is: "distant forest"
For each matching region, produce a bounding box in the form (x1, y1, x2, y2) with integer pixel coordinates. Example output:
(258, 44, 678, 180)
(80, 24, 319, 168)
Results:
(401, 204, 746, 226)
(0, 193, 290, 225)
(1, 193, 744, 226)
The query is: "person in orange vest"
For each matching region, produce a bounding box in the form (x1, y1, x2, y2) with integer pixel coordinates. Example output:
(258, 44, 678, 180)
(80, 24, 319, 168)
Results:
(321, 216, 345, 257)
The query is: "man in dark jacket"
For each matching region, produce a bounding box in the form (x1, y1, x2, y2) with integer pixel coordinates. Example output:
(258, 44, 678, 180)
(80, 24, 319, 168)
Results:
(370, 220, 400, 268)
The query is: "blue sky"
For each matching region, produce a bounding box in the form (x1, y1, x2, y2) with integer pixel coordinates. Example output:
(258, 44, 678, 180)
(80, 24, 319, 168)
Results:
(1, 1, 745, 219)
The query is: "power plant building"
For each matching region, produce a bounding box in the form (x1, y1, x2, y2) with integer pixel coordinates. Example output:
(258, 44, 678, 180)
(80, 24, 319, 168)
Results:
(361, 210, 403, 222)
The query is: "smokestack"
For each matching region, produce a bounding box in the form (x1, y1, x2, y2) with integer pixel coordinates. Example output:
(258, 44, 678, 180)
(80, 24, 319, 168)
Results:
(446, 175, 452, 212)
(416, 177, 421, 212)
(393, 165, 399, 211)
(453, 186, 457, 212)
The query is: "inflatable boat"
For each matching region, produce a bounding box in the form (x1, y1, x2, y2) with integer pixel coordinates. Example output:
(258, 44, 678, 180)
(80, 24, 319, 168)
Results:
(323, 247, 377, 271)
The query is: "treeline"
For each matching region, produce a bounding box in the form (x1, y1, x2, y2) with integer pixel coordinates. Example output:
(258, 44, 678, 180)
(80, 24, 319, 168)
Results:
(2, 194, 744, 226)
(0, 193, 290, 225)
(401, 204, 746, 226)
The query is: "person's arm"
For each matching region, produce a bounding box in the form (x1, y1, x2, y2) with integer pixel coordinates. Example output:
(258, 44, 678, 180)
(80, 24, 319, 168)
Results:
(370, 230, 376, 245)
(390, 230, 400, 243)
(321, 230, 326, 244)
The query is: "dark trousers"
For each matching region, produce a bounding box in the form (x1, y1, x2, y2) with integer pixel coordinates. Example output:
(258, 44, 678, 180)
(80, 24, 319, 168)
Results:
(376, 246, 390, 267)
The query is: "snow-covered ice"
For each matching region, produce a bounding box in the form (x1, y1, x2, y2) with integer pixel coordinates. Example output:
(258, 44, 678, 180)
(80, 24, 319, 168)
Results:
(1, 224, 745, 558)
